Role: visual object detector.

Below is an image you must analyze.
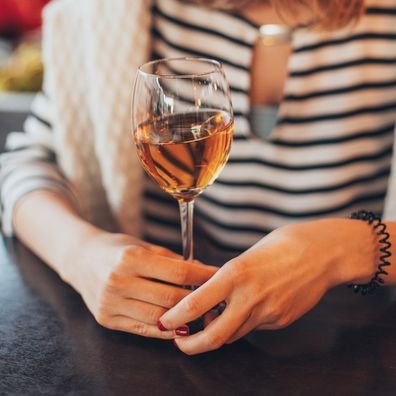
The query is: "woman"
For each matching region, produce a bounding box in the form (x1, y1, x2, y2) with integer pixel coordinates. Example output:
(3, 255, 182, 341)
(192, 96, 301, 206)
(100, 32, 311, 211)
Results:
(1, 0, 396, 355)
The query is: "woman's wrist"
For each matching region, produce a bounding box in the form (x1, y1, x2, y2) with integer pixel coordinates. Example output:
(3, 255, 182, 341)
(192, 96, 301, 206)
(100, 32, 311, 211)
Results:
(58, 218, 106, 289)
(317, 218, 378, 288)
(282, 218, 378, 291)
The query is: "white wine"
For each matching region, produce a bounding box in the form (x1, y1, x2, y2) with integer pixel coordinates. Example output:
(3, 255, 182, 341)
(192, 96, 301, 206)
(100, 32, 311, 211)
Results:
(135, 110, 233, 201)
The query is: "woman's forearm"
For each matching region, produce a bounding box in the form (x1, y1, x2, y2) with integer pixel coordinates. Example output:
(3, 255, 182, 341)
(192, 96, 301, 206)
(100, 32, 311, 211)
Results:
(13, 190, 104, 286)
(15, 194, 396, 292)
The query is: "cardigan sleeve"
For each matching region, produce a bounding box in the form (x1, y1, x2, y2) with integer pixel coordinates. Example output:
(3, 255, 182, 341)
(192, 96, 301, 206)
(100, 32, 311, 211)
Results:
(0, 91, 78, 237)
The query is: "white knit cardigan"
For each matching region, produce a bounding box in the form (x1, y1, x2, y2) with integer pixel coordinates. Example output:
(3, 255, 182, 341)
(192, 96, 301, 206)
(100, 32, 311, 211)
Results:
(43, 0, 154, 236)
(42, 0, 396, 237)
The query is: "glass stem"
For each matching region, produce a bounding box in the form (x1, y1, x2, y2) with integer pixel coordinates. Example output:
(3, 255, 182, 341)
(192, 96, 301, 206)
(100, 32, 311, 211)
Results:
(178, 200, 194, 263)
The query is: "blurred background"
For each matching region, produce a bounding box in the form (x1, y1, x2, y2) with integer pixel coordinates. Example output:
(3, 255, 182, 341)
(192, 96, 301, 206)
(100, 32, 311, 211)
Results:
(0, 0, 50, 148)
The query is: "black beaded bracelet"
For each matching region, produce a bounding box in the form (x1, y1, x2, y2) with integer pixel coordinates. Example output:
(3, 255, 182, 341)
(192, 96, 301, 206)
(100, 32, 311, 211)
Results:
(348, 210, 392, 295)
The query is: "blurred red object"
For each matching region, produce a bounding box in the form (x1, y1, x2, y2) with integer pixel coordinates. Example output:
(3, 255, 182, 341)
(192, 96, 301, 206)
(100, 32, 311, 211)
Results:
(0, 0, 51, 36)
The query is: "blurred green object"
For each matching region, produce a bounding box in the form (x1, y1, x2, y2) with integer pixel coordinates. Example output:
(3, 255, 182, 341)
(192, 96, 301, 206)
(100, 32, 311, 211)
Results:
(0, 43, 43, 92)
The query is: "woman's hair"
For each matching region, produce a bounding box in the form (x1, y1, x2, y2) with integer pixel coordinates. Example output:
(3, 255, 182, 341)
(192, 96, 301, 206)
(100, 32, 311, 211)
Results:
(188, 0, 365, 29)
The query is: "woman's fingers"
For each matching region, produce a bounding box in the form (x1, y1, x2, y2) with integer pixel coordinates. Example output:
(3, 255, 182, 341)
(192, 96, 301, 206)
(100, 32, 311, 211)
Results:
(115, 298, 168, 325)
(131, 248, 218, 286)
(108, 315, 175, 339)
(173, 301, 250, 355)
(94, 243, 217, 341)
(145, 243, 182, 259)
(159, 269, 230, 330)
(122, 277, 191, 308)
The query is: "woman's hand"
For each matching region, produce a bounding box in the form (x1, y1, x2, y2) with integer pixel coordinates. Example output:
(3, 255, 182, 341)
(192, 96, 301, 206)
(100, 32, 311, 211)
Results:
(13, 190, 218, 340)
(63, 231, 218, 339)
(158, 218, 378, 354)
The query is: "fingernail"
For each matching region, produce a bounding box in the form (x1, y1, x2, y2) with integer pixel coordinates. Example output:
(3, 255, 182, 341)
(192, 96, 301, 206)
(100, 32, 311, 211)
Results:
(175, 325, 189, 336)
(157, 320, 168, 331)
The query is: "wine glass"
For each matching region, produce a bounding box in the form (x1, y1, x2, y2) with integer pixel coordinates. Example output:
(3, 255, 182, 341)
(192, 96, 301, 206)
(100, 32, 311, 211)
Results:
(132, 57, 234, 282)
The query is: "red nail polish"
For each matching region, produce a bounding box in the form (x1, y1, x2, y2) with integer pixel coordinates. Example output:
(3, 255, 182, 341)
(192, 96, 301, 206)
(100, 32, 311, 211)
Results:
(157, 320, 168, 331)
(175, 325, 189, 336)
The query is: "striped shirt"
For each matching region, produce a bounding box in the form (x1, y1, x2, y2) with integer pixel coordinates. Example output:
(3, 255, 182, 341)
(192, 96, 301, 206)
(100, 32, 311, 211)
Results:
(1, 0, 396, 264)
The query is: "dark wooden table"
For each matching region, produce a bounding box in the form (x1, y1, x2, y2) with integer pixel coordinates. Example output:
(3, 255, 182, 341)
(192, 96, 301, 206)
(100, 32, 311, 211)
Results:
(1, 236, 396, 396)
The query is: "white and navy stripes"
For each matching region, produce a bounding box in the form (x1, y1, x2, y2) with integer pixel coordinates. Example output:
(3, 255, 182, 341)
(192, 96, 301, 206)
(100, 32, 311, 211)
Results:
(0, 91, 77, 236)
(1, 0, 396, 265)
(143, 0, 396, 262)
